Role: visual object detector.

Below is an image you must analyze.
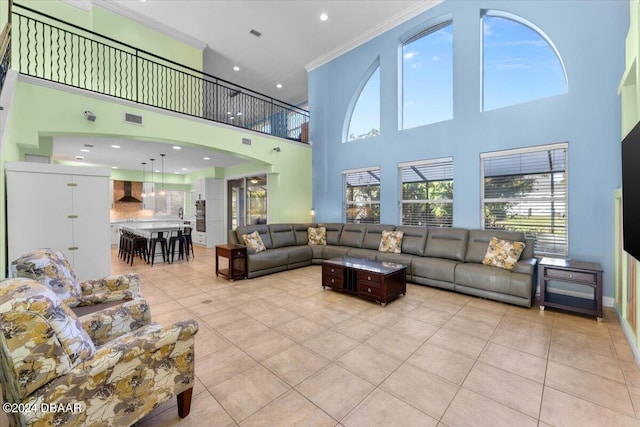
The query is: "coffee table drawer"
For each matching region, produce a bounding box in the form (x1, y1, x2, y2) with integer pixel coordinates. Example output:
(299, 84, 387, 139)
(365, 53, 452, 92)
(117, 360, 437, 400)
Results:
(358, 271, 382, 284)
(357, 281, 382, 298)
(324, 275, 344, 288)
(324, 264, 345, 277)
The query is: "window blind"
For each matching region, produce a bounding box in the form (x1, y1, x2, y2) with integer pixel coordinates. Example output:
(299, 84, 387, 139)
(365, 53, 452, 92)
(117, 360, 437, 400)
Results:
(400, 158, 453, 227)
(482, 144, 568, 256)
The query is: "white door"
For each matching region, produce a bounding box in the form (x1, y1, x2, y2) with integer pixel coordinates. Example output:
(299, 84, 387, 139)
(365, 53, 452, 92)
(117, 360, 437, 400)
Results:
(6, 171, 72, 267)
(71, 174, 111, 280)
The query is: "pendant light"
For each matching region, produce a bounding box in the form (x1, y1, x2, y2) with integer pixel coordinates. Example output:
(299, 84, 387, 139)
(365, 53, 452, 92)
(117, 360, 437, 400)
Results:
(141, 162, 147, 198)
(159, 153, 166, 196)
(149, 158, 155, 197)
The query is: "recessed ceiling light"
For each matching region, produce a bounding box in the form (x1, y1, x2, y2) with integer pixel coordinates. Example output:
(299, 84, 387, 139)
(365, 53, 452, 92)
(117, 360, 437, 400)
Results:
(111, 166, 118, 169)
(237, 112, 243, 116)
(320, 13, 328, 21)
(230, 116, 235, 120)
(203, 157, 210, 160)
(181, 168, 188, 171)
(80, 149, 90, 152)
(75, 156, 84, 160)
(111, 145, 120, 148)
(172, 146, 181, 150)
(276, 83, 283, 89)
(227, 111, 232, 115)
(174, 171, 180, 174)
(154, 169, 160, 173)
(233, 66, 240, 71)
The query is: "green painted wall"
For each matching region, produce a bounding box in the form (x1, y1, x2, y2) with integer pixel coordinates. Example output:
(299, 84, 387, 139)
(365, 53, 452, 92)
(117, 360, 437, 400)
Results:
(0, 80, 312, 277)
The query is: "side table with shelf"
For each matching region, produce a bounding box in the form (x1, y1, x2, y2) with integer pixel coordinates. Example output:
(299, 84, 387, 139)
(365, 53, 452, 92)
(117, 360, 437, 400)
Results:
(215, 244, 247, 281)
(538, 257, 603, 321)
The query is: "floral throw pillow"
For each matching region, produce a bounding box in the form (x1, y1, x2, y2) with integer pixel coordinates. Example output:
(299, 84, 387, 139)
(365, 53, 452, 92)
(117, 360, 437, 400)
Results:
(242, 231, 266, 253)
(308, 227, 327, 245)
(482, 237, 526, 271)
(378, 230, 404, 253)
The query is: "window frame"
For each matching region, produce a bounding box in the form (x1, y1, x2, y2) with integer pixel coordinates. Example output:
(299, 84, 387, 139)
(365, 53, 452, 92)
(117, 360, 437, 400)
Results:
(343, 166, 381, 224)
(398, 157, 454, 227)
(480, 142, 569, 256)
(400, 17, 454, 130)
(344, 58, 381, 142)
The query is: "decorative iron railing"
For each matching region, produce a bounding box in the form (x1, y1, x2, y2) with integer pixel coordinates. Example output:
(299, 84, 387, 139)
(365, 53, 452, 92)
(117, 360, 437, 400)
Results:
(0, 23, 11, 94)
(12, 3, 310, 143)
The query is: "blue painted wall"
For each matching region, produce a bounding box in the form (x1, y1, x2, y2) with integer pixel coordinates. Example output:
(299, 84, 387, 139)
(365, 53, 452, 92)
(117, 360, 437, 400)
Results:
(309, 0, 628, 298)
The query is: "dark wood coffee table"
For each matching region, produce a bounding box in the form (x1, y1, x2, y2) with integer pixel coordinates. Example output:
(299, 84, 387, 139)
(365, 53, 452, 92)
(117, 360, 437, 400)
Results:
(322, 257, 407, 307)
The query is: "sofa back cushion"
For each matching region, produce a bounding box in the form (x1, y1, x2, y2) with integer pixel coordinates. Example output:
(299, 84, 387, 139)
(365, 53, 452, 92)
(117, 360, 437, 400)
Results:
(293, 223, 315, 245)
(466, 229, 526, 263)
(395, 226, 429, 256)
(319, 223, 344, 245)
(236, 225, 273, 249)
(362, 224, 395, 250)
(269, 224, 297, 248)
(424, 228, 469, 261)
(338, 223, 367, 248)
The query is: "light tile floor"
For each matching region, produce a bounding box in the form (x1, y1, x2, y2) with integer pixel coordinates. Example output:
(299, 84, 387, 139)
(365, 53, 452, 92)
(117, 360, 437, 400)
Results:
(6, 246, 640, 427)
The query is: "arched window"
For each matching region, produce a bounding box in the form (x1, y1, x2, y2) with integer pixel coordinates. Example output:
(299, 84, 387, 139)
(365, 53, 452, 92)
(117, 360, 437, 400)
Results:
(482, 11, 567, 111)
(401, 20, 453, 129)
(345, 59, 380, 142)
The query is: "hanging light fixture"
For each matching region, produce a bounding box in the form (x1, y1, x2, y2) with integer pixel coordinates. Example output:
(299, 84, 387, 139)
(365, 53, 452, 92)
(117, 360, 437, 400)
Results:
(159, 153, 166, 196)
(141, 162, 147, 198)
(149, 158, 155, 197)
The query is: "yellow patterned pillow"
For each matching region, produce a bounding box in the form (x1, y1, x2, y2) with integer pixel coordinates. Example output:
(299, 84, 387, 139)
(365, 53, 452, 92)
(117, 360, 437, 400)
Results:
(378, 230, 404, 253)
(308, 227, 327, 245)
(482, 237, 526, 270)
(242, 231, 266, 253)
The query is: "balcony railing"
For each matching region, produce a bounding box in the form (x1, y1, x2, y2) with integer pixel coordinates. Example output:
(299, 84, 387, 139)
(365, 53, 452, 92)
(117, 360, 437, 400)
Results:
(11, 3, 310, 143)
(0, 23, 10, 93)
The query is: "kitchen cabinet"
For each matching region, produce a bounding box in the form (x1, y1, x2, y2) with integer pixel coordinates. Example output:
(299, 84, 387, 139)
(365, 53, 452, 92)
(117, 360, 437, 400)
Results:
(6, 162, 111, 281)
(192, 178, 224, 248)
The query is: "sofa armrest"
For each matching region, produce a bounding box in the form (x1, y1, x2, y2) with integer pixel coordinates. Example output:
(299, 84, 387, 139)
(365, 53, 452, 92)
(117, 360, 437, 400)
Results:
(513, 258, 537, 275)
(80, 273, 141, 296)
(79, 298, 152, 346)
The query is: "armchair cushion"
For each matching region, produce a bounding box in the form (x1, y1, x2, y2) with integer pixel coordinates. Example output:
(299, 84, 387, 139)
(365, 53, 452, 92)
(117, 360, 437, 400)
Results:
(80, 298, 152, 346)
(10, 248, 82, 304)
(0, 278, 96, 399)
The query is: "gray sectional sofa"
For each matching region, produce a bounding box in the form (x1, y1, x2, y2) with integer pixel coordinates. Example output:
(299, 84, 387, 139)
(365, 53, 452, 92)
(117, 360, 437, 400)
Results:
(228, 223, 538, 308)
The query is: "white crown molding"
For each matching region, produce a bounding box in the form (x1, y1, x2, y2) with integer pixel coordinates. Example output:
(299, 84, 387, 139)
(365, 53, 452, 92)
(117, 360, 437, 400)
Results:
(305, 0, 443, 72)
(91, 0, 208, 51)
(60, 0, 92, 11)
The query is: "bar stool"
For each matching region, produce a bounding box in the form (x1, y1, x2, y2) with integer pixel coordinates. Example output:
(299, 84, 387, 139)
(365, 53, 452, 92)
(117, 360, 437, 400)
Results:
(168, 229, 189, 263)
(148, 232, 168, 266)
(129, 235, 148, 266)
(183, 226, 194, 259)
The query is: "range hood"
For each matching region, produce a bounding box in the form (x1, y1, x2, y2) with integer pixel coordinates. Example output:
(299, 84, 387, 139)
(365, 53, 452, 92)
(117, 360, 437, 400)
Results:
(116, 181, 142, 203)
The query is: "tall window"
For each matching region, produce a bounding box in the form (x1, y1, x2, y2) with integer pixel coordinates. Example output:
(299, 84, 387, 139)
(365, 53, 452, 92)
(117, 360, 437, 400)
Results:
(400, 158, 453, 227)
(482, 11, 567, 111)
(346, 62, 380, 141)
(402, 20, 453, 129)
(481, 143, 568, 256)
(344, 167, 380, 223)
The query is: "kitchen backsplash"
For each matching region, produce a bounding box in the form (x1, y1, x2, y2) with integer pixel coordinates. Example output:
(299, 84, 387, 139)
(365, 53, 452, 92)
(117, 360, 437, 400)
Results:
(111, 180, 154, 219)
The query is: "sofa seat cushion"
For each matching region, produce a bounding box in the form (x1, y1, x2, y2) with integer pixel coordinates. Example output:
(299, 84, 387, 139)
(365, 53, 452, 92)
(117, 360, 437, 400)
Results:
(375, 252, 415, 269)
(454, 263, 531, 299)
(412, 257, 460, 283)
(247, 248, 289, 272)
(322, 245, 351, 260)
(286, 245, 313, 265)
(347, 248, 379, 260)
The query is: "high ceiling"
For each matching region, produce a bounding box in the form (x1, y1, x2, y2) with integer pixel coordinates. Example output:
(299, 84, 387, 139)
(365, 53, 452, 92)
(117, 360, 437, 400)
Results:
(53, 0, 439, 171)
(108, 0, 438, 106)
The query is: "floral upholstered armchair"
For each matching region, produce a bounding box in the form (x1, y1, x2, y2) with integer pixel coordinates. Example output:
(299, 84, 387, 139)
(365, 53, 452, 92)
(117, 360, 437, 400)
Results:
(10, 248, 141, 309)
(0, 278, 198, 427)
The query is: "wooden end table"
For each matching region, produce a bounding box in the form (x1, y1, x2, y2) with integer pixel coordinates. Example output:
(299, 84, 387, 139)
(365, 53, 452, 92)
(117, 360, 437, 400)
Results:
(538, 257, 603, 321)
(215, 244, 247, 281)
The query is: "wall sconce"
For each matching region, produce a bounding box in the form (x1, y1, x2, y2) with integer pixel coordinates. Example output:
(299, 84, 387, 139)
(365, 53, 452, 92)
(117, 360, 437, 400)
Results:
(84, 110, 96, 122)
(310, 208, 316, 222)
(273, 147, 281, 152)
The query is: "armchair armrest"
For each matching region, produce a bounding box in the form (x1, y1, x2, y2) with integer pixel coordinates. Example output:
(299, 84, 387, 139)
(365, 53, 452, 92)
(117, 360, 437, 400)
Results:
(79, 319, 199, 377)
(80, 273, 141, 296)
(79, 298, 151, 346)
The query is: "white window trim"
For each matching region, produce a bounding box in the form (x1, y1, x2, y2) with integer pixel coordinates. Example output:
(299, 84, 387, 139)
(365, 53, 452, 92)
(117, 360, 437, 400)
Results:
(480, 142, 569, 256)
